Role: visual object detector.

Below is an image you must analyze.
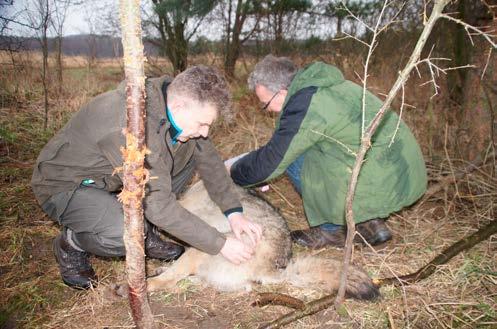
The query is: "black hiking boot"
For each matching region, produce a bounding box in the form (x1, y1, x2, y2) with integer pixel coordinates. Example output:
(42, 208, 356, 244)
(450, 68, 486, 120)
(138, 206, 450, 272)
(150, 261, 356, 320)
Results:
(53, 229, 97, 290)
(355, 218, 392, 246)
(145, 229, 185, 261)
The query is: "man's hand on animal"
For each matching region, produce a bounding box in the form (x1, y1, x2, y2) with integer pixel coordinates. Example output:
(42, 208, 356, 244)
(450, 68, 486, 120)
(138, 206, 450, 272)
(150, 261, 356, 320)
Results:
(220, 236, 255, 265)
(227, 212, 262, 247)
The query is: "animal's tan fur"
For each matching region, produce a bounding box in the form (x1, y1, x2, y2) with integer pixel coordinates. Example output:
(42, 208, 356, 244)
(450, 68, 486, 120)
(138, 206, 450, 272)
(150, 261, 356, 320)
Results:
(147, 181, 379, 300)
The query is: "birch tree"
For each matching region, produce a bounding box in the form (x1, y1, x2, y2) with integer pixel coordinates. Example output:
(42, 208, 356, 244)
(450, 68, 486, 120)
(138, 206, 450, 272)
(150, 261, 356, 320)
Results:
(119, 0, 154, 327)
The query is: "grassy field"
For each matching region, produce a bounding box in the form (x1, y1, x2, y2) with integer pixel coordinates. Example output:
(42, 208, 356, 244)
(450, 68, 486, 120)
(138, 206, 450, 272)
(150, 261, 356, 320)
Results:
(0, 51, 496, 328)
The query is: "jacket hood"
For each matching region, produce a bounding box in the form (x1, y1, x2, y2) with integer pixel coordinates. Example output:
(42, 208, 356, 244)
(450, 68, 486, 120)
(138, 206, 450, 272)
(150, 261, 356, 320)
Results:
(286, 62, 345, 98)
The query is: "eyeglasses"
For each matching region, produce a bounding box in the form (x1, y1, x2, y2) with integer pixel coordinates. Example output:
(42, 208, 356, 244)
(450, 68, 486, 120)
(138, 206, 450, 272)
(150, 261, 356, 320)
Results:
(260, 91, 279, 111)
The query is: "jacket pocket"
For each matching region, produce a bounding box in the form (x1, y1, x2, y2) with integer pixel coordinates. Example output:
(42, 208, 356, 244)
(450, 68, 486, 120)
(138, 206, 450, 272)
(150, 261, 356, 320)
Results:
(36, 136, 69, 172)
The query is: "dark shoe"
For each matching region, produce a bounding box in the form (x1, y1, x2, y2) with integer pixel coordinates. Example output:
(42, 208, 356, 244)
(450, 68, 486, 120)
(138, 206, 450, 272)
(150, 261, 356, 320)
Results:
(145, 230, 185, 261)
(355, 218, 392, 246)
(290, 226, 346, 249)
(53, 230, 97, 290)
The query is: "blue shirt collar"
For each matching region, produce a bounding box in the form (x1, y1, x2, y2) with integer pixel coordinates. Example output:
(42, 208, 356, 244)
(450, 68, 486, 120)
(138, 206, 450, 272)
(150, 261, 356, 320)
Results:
(166, 107, 183, 145)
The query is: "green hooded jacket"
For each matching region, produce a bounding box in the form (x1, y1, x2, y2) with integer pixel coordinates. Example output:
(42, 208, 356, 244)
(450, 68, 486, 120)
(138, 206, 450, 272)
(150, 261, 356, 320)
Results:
(231, 62, 427, 225)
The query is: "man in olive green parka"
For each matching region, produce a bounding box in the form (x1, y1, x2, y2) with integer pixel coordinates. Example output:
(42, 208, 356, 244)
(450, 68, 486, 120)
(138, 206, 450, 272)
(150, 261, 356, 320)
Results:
(228, 55, 427, 249)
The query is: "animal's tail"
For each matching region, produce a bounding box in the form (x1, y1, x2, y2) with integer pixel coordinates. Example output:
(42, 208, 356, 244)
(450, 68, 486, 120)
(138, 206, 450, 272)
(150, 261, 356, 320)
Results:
(280, 256, 380, 300)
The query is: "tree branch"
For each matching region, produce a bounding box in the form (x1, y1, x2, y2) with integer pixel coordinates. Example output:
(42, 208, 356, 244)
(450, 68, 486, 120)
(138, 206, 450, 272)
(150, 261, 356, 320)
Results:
(259, 217, 497, 328)
(258, 293, 338, 329)
(376, 219, 497, 286)
(335, 0, 451, 309)
(441, 13, 497, 49)
(252, 292, 305, 310)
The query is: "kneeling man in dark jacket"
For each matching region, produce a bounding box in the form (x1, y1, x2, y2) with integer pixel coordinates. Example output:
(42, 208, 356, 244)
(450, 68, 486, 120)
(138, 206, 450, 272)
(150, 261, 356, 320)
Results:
(32, 66, 261, 289)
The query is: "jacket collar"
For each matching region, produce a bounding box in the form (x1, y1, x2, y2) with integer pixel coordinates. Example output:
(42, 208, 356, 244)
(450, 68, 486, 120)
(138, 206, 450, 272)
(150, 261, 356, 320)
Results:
(116, 75, 171, 120)
(117, 75, 179, 150)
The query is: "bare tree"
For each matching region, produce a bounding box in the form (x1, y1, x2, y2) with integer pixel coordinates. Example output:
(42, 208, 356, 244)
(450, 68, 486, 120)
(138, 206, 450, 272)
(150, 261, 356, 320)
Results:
(0, 3, 31, 67)
(97, 0, 123, 69)
(82, 1, 99, 69)
(1, 1, 31, 34)
(26, 0, 52, 129)
(263, 0, 311, 53)
(50, 0, 72, 94)
(149, 0, 217, 74)
(220, 0, 262, 77)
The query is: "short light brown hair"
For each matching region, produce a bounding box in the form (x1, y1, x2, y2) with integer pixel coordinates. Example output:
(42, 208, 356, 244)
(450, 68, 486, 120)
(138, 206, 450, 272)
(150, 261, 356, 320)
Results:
(168, 65, 232, 122)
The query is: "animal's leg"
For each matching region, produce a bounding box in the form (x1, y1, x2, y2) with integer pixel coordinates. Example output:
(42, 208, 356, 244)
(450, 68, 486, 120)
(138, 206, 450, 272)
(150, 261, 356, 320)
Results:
(147, 248, 207, 292)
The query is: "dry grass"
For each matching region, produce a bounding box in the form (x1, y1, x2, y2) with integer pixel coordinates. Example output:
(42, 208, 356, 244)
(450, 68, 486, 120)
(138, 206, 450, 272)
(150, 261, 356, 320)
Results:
(0, 51, 496, 328)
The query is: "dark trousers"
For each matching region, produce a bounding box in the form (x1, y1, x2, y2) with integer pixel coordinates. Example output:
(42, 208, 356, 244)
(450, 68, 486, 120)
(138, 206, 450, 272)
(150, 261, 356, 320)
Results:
(51, 161, 195, 257)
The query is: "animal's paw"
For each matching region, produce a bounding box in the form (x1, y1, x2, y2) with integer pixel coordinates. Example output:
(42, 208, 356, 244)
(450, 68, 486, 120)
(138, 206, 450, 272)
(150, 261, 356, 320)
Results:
(344, 266, 380, 301)
(110, 282, 129, 298)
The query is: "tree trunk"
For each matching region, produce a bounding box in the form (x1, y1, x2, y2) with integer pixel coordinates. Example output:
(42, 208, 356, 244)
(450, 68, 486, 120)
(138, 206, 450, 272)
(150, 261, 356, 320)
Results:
(446, 0, 469, 106)
(56, 35, 63, 94)
(224, 0, 257, 78)
(173, 36, 188, 74)
(459, 1, 495, 161)
(119, 0, 154, 328)
(274, 11, 284, 54)
(164, 26, 188, 74)
(224, 0, 243, 78)
(449, 0, 495, 161)
(224, 42, 240, 78)
(336, 17, 343, 37)
(42, 18, 49, 130)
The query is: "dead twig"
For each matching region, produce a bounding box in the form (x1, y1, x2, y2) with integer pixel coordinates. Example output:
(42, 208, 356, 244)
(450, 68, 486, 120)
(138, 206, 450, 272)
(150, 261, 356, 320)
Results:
(258, 293, 338, 329)
(258, 218, 497, 328)
(417, 151, 495, 207)
(252, 293, 305, 310)
(376, 219, 497, 286)
(268, 183, 296, 209)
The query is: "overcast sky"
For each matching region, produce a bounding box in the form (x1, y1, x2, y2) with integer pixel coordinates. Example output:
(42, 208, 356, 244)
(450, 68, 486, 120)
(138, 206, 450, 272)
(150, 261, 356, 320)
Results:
(3, 0, 116, 36)
(3, 0, 333, 39)
(64, 1, 99, 35)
